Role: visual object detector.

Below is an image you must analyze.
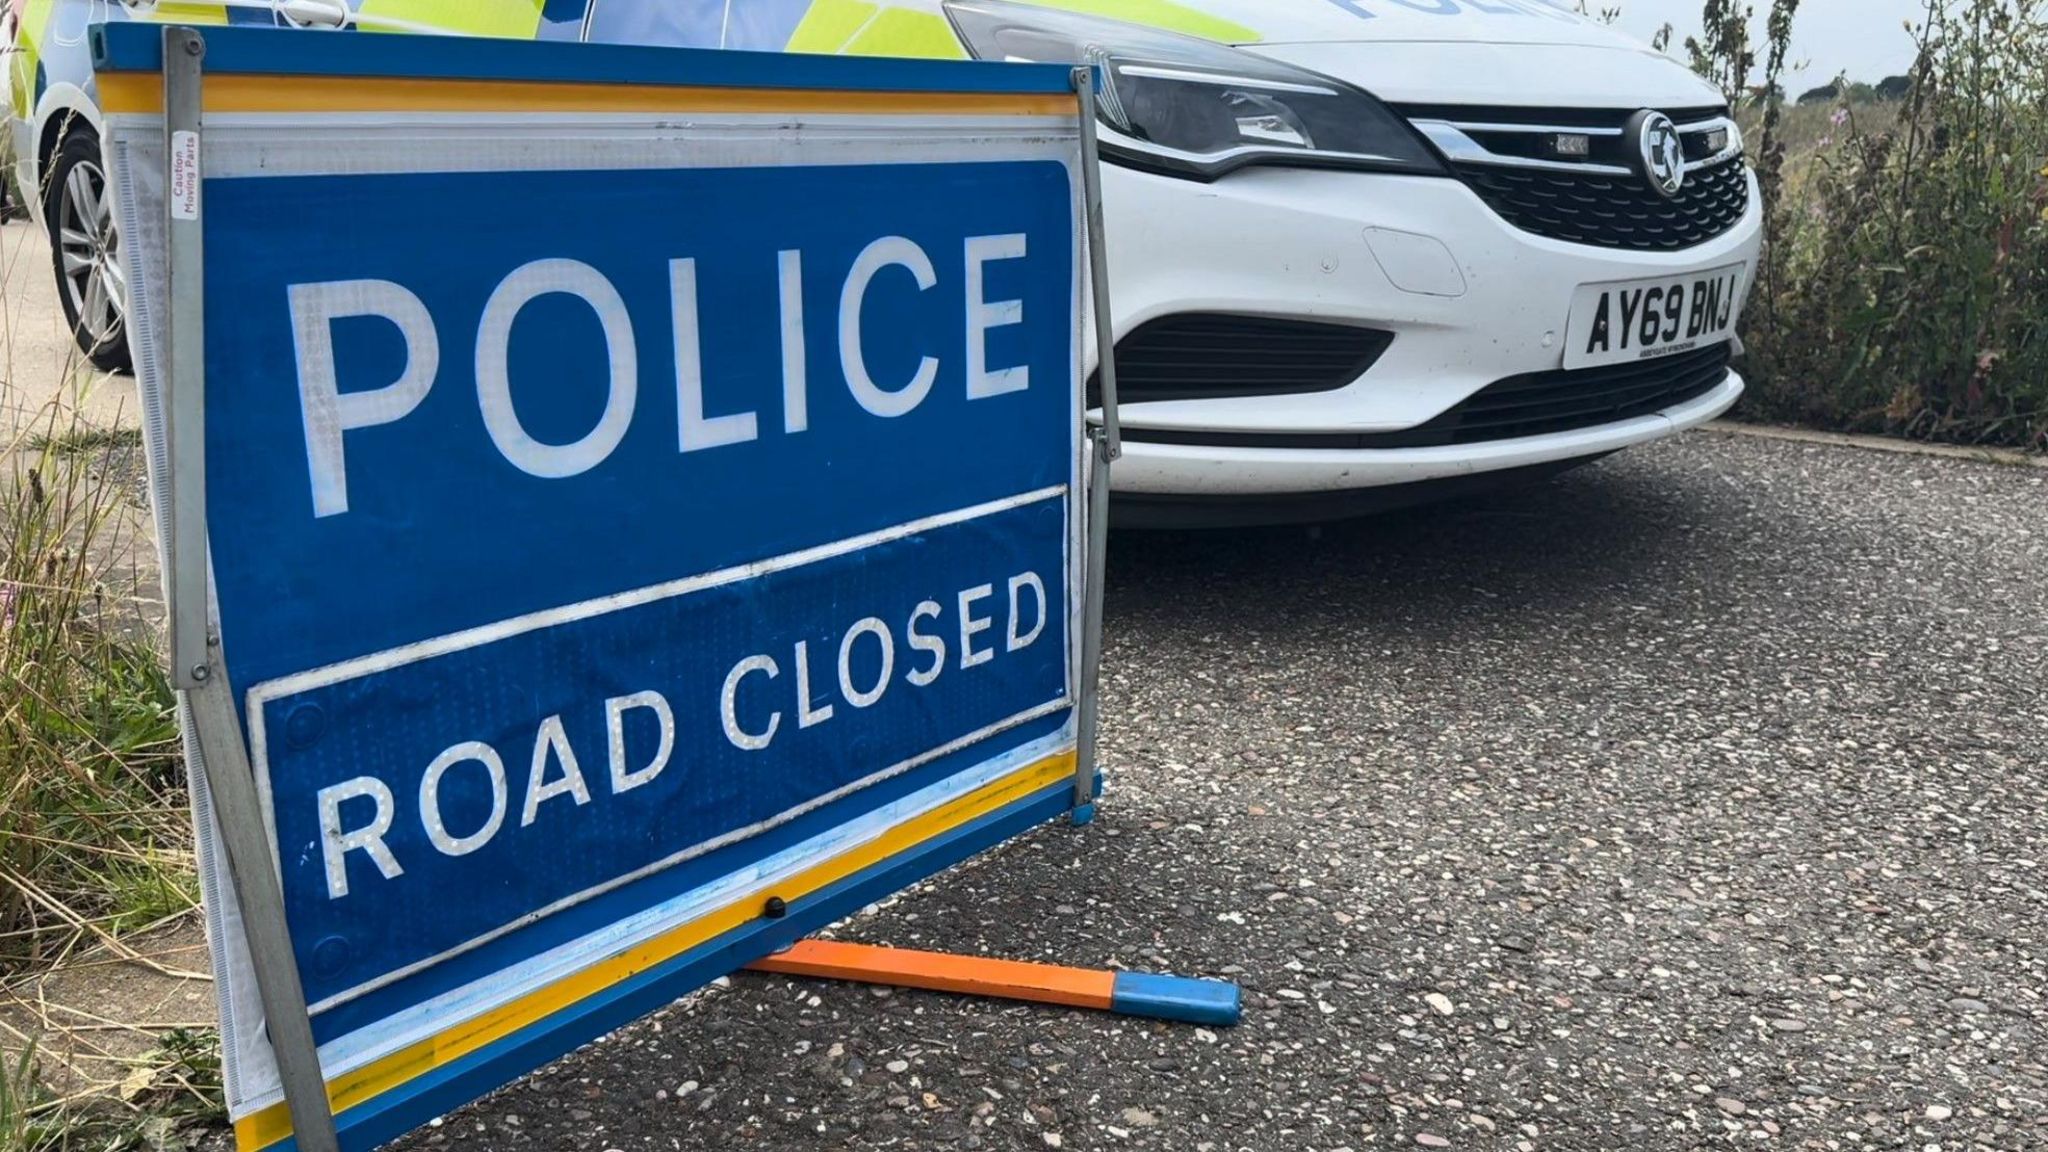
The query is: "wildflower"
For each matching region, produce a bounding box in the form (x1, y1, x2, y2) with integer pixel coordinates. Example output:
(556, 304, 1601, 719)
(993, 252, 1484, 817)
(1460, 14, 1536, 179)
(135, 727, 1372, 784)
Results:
(1831, 107, 1849, 126)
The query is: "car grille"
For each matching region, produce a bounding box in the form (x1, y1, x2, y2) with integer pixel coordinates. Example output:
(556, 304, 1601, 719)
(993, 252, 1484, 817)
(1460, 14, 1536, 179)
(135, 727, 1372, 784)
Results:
(1391, 343, 1734, 446)
(1120, 344, 1733, 450)
(1089, 314, 1393, 407)
(1452, 154, 1751, 252)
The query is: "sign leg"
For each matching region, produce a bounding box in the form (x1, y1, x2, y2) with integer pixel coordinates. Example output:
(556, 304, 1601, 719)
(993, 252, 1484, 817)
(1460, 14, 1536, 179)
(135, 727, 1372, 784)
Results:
(187, 684, 343, 1152)
(1072, 429, 1112, 820)
(1070, 66, 1121, 819)
(162, 26, 341, 1152)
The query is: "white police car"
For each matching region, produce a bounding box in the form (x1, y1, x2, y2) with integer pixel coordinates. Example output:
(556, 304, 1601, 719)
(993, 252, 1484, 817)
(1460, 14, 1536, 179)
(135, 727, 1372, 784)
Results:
(11, 0, 1758, 523)
(924, 0, 1760, 524)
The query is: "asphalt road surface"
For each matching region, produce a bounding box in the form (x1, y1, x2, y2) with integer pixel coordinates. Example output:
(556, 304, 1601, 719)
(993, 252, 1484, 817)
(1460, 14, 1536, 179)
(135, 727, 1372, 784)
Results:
(388, 430, 2046, 1152)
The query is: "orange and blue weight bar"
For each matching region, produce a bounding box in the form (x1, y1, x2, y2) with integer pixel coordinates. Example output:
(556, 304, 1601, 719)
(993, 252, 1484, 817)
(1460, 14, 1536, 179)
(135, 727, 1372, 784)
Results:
(747, 940, 1241, 1026)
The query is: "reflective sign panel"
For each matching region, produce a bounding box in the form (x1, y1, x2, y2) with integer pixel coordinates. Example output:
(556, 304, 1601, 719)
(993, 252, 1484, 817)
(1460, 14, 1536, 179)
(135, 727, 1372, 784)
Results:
(98, 24, 1086, 1151)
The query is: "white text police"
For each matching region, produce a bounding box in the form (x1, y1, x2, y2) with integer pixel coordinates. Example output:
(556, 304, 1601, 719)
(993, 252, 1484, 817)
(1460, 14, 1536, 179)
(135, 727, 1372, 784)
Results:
(289, 233, 1036, 518)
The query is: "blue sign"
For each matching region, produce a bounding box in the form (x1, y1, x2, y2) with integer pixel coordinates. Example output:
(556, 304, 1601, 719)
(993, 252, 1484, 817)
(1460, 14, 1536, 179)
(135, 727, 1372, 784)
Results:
(205, 160, 1077, 683)
(208, 155, 1081, 1031)
(96, 24, 1088, 1142)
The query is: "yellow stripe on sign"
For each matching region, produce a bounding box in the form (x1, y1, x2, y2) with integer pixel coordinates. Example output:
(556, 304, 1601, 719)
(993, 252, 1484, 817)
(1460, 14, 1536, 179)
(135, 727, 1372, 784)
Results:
(95, 72, 1076, 117)
(232, 747, 1078, 1151)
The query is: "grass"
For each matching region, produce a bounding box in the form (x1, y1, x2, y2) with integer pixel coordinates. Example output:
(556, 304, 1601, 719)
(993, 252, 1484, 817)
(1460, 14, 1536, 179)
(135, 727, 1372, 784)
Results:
(21, 428, 140, 460)
(0, 219, 187, 963)
(0, 1044, 41, 1152)
(0, 409, 209, 1147)
(143, 1029, 225, 1131)
(0, 189, 210, 1145)
(0, 411, 190, 971)
(0, 1028, 226, 1152)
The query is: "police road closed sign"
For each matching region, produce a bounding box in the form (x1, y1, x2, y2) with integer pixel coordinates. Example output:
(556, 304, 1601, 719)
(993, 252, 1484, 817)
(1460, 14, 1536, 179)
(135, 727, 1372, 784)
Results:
(97, 26, 1088, 1151)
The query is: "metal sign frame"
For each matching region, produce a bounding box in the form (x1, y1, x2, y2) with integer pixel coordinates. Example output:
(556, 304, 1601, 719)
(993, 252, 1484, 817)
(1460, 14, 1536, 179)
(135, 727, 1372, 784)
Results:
(1070, 65, 1122, 822)
(144, 25, 1123, 1152)
(161, 27, 343, 1152)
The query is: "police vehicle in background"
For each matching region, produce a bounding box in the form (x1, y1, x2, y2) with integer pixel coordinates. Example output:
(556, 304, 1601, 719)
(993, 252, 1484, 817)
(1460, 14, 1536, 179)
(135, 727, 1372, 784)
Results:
(6, 0, 1760, 525)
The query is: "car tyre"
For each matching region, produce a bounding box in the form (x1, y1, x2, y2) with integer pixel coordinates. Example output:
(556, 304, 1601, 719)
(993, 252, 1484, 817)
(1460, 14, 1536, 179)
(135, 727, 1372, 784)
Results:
(45, 126, 132, 373)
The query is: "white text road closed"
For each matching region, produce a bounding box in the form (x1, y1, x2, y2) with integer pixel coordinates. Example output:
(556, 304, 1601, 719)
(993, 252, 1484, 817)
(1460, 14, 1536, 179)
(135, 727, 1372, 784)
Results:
(297, 547, 1060, 913)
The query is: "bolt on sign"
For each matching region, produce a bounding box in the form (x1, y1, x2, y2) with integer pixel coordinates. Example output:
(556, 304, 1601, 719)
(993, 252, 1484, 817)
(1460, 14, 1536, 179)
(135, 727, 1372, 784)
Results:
(96, 23, 1104, 1152)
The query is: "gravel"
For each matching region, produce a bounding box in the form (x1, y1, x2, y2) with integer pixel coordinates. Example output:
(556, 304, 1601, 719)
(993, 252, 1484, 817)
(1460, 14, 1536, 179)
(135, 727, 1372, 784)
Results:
(390, 430, 2047, 1151)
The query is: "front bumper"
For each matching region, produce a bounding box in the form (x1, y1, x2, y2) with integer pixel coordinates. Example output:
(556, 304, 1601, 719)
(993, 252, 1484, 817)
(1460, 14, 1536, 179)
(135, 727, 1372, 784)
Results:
(1115, 368, 1741, 497)
(1092, 158, 1764, 496)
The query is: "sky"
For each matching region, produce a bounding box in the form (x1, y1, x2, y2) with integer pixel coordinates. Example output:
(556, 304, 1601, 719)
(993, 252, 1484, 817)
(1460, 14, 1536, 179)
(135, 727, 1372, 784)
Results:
(1606, 0, 1928, 90)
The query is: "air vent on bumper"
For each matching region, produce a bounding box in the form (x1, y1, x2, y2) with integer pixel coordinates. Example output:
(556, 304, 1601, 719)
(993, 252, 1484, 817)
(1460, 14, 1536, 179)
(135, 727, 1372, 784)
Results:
(1089, 314, 1393, 407)
(1122, 344, 1733, 450)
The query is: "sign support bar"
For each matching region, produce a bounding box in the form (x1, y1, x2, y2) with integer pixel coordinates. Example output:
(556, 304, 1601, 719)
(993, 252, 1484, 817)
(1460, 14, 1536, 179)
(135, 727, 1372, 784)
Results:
(164, 26, 206, 691)
(1072, 67, 1122, 461)
(161, 27, 342, 1152)
(1070, 66, 1120, 819)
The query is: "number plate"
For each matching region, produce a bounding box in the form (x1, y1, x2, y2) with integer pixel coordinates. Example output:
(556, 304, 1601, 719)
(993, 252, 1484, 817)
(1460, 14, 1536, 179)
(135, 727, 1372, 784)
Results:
(1564, 263, 1746, 370)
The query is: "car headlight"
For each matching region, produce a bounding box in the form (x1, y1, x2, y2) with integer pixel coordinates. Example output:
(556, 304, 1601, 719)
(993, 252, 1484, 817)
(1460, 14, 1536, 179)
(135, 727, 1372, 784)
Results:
(943, 0, 1446, 181)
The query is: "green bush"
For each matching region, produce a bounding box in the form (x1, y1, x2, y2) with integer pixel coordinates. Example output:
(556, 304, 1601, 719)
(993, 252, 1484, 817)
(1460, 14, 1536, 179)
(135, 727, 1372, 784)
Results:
(1708, 0, 2048, 447)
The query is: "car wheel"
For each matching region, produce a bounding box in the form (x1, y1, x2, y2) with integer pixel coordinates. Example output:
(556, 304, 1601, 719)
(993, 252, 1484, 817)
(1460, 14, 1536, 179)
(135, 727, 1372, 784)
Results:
(45, 126, 132, 373)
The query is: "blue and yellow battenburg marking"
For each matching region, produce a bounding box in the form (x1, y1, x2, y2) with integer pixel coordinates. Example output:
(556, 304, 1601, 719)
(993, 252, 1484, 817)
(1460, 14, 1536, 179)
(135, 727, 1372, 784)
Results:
(92, 10, 1089, 119)
(92, 22, 1082, 118)
(90, 11, 1085, 118)
(18, 0, 1265, 130)
(614, 0, 1264, 56)
(92, 21, 1091, 1152)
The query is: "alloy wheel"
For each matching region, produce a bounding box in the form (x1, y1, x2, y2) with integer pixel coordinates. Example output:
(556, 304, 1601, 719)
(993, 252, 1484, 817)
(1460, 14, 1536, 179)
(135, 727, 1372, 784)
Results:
(55, 157, 126, 352)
